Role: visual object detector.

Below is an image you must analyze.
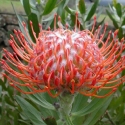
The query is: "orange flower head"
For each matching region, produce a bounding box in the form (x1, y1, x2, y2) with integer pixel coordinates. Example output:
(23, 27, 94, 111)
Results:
(1, 13, 125, 98)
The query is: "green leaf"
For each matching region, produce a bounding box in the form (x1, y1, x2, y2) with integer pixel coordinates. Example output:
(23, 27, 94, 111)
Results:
(85, 0, 99, 21)
(70, 14, 76, 27)
(29, 0, 36, 8)
(72, 93, 89, 112)
(37, 0, 41, 4)
(42, 0, 57, 15)
(118, 27, 123, 40)
(82, 96, 112, 125)
(65, 6, 75, 15)
(72, 116, 85, 125)
(45, 19, 53, 29)
(22, 0, 31, 16)
(44, 117, 57, 125)
(42, 7, 58, 21)
(78, 0, 86, 14)
(122, 18, 125, 26)
(120, 121, 125, 125)
(57, 0, 69, 16)
(106, 10, 119, 29)
(115, 3, 122, 18)
(62, 0, 70, 9)
(65, 116, 74, 125)
(13, 111, 19, 125)
(15, 95, 46, 125)
(72, 90, 113, 116)
(28, 13, 40, 42)
(26, 93, 55, 110)
(56, 120, 64, 125)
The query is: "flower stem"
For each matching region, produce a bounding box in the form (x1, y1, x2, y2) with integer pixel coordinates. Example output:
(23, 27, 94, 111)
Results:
(58, 90, 75, 125)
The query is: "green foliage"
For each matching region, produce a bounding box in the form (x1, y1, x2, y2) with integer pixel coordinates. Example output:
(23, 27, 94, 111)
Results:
(0, 78, 29, 125)
(65, 0, 103, 29)
(17, 0, 103, 39)
(15, 96, 46, 125)
(107, 2, 125, 39)
(82, 97, 112, 125)
(12, 90, 113, 125)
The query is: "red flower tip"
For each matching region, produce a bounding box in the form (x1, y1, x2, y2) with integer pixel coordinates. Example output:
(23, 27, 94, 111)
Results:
(22, 21, 26, 27)
(30, 21, 32, 26)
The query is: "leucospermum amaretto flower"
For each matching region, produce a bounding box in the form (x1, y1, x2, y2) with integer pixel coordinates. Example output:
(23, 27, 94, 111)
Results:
(1, 13, 125, 98)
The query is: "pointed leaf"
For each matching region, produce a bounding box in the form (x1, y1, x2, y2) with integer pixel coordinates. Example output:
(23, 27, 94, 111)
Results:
(78, 0, 86, 14)
(122, 18, 125, 26)
(72, 90, 113, 116)
(118, 27, 123, 40)
(106, 10, 119, 29)
(26, 93, 55, 110)
(15, 95, 46, 125)
(22, 0, 31, 16)
(115, 3, 122, 18)
(72, 94, 89, 112)
(65, 116, 74, 125)
(85, 0, 99, 21)
(83, 96, 112, 125)
(42, 7, 58, 21)
(65, 6, 75, 15)
(42, 0, 57, 15)
(57, 0, 69, 16)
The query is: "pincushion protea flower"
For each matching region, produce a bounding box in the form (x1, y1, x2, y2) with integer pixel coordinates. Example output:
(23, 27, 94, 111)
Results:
(1, 13, 125, 98)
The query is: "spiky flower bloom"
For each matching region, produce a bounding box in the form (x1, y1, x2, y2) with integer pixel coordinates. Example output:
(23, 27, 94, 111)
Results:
(1, 13, 125, 98)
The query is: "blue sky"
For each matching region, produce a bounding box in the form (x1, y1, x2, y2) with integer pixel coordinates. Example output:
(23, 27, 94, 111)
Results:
(100, 0, 125, 5)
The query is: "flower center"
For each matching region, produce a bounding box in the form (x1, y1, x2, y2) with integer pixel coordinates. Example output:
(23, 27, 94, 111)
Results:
(28, 29, 104, 90)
